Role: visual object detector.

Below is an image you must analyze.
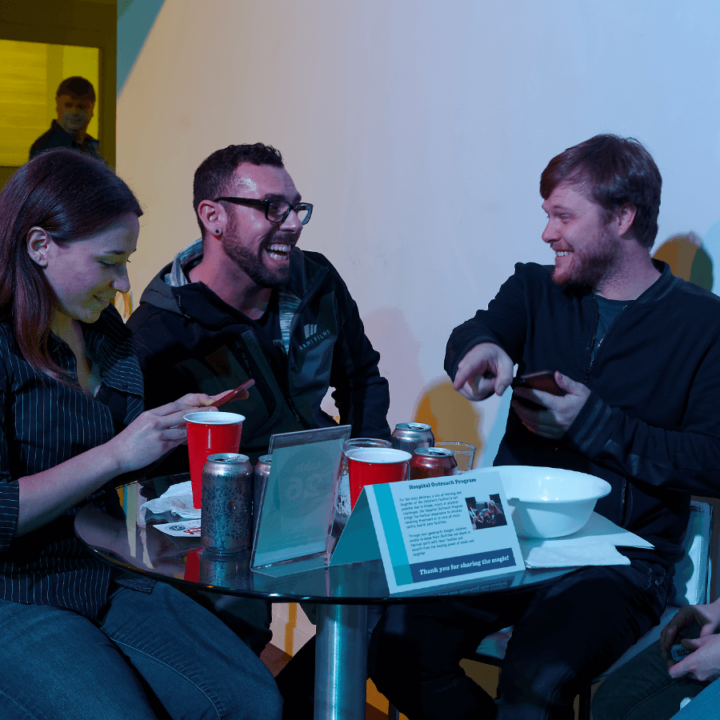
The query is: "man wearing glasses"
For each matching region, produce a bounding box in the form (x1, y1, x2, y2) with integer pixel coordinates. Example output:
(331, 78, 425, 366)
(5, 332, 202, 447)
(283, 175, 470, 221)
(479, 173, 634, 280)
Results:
(127, 143, 390, 718)
(128, 142, 390, 467)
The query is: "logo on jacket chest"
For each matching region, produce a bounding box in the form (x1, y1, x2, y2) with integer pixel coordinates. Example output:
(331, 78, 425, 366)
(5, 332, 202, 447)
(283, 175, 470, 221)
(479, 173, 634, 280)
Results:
(299, 324, 331, 350)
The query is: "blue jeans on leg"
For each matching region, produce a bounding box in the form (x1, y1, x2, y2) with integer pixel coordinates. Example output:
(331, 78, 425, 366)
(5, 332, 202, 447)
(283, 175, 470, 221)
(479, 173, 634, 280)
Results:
(592, 640, 707, 720)
(0, 582, 283, 720)
(670, 678, 720, 719)
(177, 588, 273, 657)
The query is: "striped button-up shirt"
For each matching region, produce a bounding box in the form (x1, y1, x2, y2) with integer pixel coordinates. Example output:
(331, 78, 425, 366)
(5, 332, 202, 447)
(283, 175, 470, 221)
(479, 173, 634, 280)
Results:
(0, 307, 145, 619)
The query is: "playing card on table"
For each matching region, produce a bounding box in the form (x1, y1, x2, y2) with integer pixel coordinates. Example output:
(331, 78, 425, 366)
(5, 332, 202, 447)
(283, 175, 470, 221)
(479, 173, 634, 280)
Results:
(152, 519, 202, 537)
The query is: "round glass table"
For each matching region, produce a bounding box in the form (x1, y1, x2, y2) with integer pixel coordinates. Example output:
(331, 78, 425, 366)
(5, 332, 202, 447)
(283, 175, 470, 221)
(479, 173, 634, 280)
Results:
(75, 476, 576, 720)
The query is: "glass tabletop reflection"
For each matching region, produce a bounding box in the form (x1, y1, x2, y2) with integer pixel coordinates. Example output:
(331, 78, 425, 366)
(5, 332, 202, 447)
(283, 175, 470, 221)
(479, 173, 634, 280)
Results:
(74, 476, 575, 604)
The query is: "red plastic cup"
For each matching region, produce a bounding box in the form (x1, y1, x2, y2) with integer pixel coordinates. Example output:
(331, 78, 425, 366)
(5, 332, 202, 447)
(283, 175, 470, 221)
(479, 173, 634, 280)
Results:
(345, 447, 412, 508)
(184, 411, 245, 508)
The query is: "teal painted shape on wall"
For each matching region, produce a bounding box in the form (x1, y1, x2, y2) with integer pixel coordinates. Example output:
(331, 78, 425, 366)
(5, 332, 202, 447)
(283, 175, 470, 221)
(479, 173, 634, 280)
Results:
(117, 0, 166, 94)
(703, 220, 720, 296)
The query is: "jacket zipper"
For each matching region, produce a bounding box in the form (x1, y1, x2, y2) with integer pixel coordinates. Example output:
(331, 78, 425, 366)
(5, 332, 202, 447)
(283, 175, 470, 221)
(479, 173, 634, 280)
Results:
(271, 340, 309, 427)
(282, 270, 328, 429)
(286, 392, 308, 427)
(236, 334, 308, 428)
(586, 296, 630, 526)
(583, 301, 599, 383)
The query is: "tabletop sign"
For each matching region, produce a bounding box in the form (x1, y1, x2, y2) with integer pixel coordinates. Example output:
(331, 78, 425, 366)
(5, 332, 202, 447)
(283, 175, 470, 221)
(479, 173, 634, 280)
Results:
(330, 469, 525, 593)
(251, 425, 351, 577)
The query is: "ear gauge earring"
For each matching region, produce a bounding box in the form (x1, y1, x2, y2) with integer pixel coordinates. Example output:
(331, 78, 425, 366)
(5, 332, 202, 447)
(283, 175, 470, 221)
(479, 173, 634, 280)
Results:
(214, 229, 221, 236)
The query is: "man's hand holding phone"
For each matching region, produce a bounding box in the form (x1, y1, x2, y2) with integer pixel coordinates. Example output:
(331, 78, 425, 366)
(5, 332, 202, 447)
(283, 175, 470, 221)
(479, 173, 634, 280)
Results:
(511, 370, 591, 439)
(512, 370, 565, 398)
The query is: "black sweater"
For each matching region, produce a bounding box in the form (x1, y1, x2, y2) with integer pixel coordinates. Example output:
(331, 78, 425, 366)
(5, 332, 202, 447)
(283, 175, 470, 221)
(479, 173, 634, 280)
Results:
(446, 261, 720, 567)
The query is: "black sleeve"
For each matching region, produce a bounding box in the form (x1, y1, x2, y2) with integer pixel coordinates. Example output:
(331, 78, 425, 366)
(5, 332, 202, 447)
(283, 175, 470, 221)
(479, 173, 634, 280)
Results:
(308, 253, 391, 441)
(445, 263, 532, 381)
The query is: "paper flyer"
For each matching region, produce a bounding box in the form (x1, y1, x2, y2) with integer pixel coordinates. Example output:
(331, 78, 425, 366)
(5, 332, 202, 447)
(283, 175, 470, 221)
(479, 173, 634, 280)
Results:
(331, 470, 525, 592)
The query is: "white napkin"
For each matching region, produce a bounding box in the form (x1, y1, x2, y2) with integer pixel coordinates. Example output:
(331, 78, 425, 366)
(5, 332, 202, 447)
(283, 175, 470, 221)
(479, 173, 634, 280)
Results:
(140, 481, 200, 519)
(517, 512, 653, 568)
(521, 512, 654, 550)
(521, 542, 630, 568)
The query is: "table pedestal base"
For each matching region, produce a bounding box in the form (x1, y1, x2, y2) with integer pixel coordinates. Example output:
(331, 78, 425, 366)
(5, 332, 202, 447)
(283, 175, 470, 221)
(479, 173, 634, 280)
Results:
(315, 604, 368, 720)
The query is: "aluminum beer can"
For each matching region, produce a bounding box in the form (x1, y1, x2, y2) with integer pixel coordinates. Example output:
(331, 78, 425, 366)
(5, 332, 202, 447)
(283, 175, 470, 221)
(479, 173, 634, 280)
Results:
(201, 453, 253, 553)
(253, 455, 272, 539)
(409, 447, 457, 479)
(391, 422, 435, 455)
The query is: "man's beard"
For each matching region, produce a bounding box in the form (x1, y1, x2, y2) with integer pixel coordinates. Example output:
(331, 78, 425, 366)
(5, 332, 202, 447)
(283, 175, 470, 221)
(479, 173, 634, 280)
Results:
(222, 217, 291, 289)
(552, 227, 621, 289)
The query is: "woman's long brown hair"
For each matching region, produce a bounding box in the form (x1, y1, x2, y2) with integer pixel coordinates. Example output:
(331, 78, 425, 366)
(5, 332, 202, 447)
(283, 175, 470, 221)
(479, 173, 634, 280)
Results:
(0, 150, 142, 381)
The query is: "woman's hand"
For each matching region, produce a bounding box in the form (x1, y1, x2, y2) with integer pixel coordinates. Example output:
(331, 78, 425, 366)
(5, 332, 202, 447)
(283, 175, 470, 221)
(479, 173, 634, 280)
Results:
(16, 392, 226, 536)
(107, 393, 219, 474)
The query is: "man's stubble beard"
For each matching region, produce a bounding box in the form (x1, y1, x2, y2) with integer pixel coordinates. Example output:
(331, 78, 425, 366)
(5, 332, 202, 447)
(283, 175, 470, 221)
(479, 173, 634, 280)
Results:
(552, 225, 622, 290)
(222, 215, 291, 289)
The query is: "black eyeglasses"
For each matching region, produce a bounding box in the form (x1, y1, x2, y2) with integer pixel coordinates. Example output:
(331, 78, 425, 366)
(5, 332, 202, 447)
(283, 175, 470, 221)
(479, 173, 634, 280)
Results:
(214, 197, 313, 225)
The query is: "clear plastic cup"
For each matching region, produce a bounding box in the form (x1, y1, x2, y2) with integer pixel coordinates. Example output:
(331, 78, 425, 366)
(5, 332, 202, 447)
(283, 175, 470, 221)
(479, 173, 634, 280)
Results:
(434, 441, 477, 473)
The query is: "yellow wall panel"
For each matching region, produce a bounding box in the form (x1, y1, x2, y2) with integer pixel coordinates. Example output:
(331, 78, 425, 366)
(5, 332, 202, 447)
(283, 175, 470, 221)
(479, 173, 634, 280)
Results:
(0, 41, 47, 166)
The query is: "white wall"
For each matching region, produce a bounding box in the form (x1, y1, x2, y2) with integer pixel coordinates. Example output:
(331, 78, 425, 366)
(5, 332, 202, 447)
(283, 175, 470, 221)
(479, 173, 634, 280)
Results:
(118, 0, 720, 461)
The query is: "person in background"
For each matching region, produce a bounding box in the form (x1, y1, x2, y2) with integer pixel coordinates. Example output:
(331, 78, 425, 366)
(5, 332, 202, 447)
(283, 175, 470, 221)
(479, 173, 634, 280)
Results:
(593, 595, 720, 720)
(29, 76, 101, 160)
(0, 149, 282, 720)
(368, 134, 720, 720)
(127, 142, 391, 719)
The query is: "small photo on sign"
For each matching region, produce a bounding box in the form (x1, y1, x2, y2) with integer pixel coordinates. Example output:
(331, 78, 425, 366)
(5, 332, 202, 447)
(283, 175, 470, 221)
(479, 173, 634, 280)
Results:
(465, 493, 507, 530)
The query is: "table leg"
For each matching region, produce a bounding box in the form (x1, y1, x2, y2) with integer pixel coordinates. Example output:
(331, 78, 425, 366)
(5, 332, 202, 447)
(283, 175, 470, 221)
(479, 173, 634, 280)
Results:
(314, 604, 368, 720)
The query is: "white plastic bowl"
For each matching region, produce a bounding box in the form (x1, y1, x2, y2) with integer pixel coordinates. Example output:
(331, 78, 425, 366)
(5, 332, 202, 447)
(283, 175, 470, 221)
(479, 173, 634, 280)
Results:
(497, 466, 612, 539)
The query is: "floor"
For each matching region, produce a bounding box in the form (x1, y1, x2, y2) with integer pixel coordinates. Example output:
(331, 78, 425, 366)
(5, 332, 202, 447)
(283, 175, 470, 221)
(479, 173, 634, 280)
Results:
(260, 645, 599, 719)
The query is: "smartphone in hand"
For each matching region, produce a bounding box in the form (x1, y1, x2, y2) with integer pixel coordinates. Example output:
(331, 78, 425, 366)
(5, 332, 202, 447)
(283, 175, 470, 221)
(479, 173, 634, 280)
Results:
(511, 370, 565, 410)
(512, 370, 565, 396)
(211, 378, 256, 408)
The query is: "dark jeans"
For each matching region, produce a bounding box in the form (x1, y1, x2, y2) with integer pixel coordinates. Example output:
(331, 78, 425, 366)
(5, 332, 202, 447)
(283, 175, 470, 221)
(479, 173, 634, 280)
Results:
(0, 582, 282, 720)
(180, 587, 274, 656)
(183, 590, 316, 718)
(369, 560, 671, 720)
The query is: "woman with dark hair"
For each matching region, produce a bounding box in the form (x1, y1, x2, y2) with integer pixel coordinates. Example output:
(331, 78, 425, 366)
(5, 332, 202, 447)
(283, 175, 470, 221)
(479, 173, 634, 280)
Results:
(0, 150, 282, 720)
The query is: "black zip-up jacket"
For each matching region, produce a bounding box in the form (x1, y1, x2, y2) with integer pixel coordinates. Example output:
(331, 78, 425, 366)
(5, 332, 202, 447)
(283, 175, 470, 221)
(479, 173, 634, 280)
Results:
(446, 261, 720, 568)
(127, 242, 391, 465)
